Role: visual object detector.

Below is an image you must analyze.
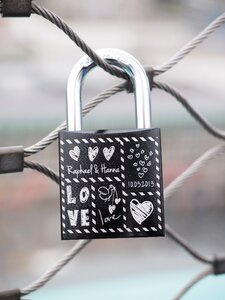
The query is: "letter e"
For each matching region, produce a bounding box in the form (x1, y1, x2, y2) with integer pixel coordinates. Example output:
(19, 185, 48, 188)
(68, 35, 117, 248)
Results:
(81, 209, 90, 227)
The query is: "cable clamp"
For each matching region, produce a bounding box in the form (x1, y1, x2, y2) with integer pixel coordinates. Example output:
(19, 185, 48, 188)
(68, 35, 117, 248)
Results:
(0, 0, 32, 17)
(213, 256, 225, 275)
(0, 289, 25, 300)
(0, 146, 24, 174)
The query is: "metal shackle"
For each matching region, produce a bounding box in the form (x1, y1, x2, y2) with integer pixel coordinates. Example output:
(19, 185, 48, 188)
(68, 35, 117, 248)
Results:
(67, 48, 152, 131)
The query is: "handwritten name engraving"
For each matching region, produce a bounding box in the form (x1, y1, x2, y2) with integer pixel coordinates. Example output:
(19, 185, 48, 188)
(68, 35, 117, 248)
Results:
(66, 164, 120, 178)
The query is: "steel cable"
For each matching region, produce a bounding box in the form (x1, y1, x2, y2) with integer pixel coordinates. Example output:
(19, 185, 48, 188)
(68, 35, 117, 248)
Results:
(173, 267, 213, 300)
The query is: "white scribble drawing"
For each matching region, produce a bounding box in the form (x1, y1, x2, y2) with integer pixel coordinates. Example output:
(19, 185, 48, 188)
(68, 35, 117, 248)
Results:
(144, 155, 149, 161)
(88, 146, 99, 162)
(66, 185, 76, 204)
(135, 153, 140, 158)
(127, 154, 133, 160)
(103, 146, 115, 161)
(136, 144, 140, 148)
(79, 187, 90, 203)
(133, 162, 138, 167)
(69, 146, 80, 161)
(98, 184, 121, 214)
(130, 148, 134, 153)
(130, 199, 153, 225)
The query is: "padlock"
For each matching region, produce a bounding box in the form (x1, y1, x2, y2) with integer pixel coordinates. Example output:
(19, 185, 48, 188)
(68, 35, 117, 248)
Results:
(59, 49, 164, 240)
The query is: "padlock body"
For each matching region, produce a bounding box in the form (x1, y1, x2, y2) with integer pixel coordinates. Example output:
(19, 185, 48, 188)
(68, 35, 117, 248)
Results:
(59, 128, 164, 239)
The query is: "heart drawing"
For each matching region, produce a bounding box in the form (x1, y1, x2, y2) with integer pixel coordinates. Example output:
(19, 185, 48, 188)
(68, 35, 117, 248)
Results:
(69, 146, 80, 161)
(88, 147, 99, 162)
(109, 205, 116, 214)
(130, 199, 153, 225)
(103, 146, 115, 161)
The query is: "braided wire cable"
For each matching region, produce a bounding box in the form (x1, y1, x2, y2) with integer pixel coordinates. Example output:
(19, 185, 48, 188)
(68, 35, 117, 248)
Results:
(31, 2, 225, 78)
(24, 83, 125, 156)
(24, 8, 225, 156)
(21, 240, 91, 296)
(166, 225, 213, 265)
(24, 160, 60, 184)
(154, 81, 225, 140)
(164, 143, 225, 200)
(31, 3, 128, 81)
(173, 267, 213, 300)
(154, 12, 225, 75)
(24, 79, 225, 157)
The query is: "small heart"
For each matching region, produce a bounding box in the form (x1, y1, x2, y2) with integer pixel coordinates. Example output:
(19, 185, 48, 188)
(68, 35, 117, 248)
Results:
(103, 146, 115, 161)
(144, 155, 150, 161)
(141, 150, 145, 154)
(138, 173, 144, 179)
(88, 147, 99, 162)
(130, 149, 134, 153)
(133, 162, 138, 167)
(137, 167, 141, 172)
(143, 167, 148, 173)
(135, 153, 140, 158)
(109, 205, 116, 214)
(136, 144, 140, 148)
(115, 198, 121, 205)
(127, 155, 133, 160)
(139, 160, 145, 166)
(69, 146, 80, 161)
(147, 161, 152, 167)
(149, 151, 154, 156)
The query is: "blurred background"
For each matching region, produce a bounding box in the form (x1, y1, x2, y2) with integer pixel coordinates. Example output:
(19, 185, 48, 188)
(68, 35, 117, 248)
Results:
(0, 0, 225, 299)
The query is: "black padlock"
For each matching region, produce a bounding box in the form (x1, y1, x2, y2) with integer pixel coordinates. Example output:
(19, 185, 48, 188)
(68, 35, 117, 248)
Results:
(59, 49, 164, 240)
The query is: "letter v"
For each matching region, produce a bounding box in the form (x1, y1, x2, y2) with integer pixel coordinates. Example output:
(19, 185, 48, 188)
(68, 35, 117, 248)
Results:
(67, 210, 79, 226)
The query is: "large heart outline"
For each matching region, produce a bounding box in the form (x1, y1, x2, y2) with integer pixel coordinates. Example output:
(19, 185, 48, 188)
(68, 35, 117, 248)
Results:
(130, 199, 153, 225)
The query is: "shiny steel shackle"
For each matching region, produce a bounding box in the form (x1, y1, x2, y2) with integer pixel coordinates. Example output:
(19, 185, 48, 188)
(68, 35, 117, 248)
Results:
(67, 48, 152, 131)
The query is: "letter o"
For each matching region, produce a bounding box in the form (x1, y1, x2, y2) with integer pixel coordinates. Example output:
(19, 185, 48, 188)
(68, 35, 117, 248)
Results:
(80, 187, 90, 203)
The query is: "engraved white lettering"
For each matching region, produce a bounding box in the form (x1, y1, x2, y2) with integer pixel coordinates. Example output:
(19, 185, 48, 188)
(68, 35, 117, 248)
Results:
(100, 164, 120, 175)
(66, 164, 93, 178)
(66, 185, 76, 204)
(81, 209, 90, 226)
(67, 209, 90, 227)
